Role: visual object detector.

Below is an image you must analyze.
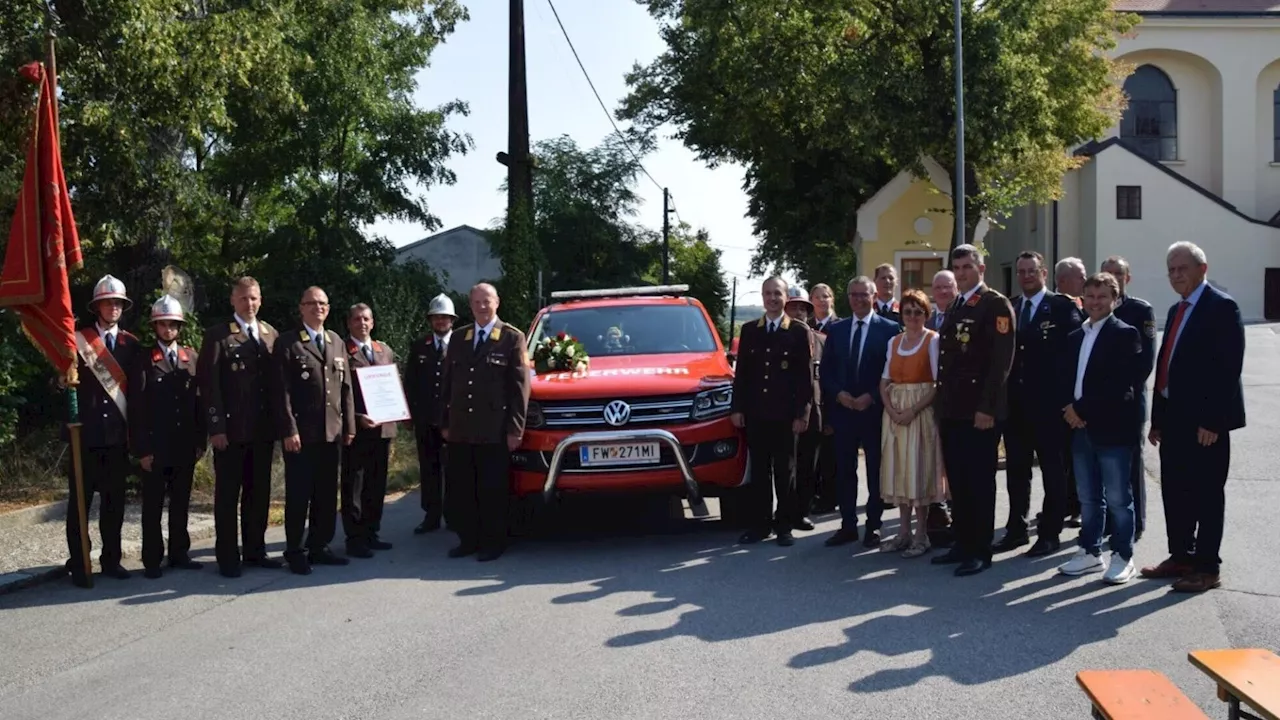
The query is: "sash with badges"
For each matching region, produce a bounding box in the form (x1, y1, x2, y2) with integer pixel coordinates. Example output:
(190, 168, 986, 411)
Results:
(75, 327, 128, 418)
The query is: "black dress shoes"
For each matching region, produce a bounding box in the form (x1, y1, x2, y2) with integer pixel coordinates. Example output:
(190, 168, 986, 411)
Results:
(824, 528, 859, 547)
(414, 517, 441, 534)
(955, 558, 993, 577)
(793, 517, 815, 532)
(286, 554, 312, 576)
(245, 556, 284, 570)
(448, 544, 477, 559)
(776, 533, 795, 547)
(477, 548, 505, 562)
(931, 549, 965, 565)
(368, 536, 393, 550)
(101, 565, 130, 580)
(309, 549, 350, 566)
(219, 564, 242, 578)
(144, 567, 163, 580)
(345, 542, 374, 559)
(738, 530, 770, 544)
(1025, 538, 1061, 558)
(862, 530, 882, 548)
(991, 534, 1030, 553)
(168, 557, 203, 570)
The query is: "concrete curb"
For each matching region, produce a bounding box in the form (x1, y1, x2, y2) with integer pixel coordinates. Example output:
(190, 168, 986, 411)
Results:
(0, 518, 216, 597)
(0, 501, 66, 531)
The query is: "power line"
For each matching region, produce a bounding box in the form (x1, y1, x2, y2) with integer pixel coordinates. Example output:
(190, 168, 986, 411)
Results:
(544, 0, 663, 194)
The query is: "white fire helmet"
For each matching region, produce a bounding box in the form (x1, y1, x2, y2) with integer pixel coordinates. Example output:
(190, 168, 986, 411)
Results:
(427, 293, 457, 318)
(785, 285, 813, 312)
(150, 294, 185, 324)
(89, 274, 132, 311)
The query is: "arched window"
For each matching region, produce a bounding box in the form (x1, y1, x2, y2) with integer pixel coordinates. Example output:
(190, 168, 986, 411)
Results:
(1120, 65, 1178, 162)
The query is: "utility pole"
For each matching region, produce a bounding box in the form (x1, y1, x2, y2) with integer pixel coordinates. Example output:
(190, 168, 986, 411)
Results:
(953, 0, 966, 249)
(498, 0, 533, 223)
(728, 276, 737, 340)
(662, 187, 671, 284)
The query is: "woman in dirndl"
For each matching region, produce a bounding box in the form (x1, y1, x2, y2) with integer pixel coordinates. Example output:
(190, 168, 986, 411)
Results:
(878, 288, 949, 558)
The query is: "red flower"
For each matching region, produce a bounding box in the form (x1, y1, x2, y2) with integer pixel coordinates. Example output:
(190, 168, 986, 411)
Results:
(557, 331, 566, 340)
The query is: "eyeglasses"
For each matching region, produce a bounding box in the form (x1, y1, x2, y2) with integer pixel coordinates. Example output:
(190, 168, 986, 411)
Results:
(302, 300, 329, 307)
(901, 308, 926, 317)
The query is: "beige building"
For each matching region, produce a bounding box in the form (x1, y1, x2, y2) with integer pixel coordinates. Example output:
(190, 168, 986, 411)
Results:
(986, 0, 1280, 322)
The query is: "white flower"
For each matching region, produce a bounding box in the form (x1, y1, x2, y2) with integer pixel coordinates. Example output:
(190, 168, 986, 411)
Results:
(575, 361, 587, 372)
(565, 345, 575, 357)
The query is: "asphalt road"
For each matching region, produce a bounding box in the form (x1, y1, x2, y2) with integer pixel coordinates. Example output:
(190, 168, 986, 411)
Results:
(2, 326, 1278, 720)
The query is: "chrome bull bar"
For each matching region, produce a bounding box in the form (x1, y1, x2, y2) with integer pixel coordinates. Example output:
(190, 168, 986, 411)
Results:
(541, 429, 701, 504)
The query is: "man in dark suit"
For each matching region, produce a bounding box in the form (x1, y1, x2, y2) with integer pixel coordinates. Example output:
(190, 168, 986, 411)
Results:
(341, 303, 399, 558)
(406, 294, 456, 534)
(440, 283, 531, 562)
(128, 295, 206, 579)
(927, 270, 957, 332)
(807, 283, 839, 513)
(731, 277, 812, 547)
(1143, 242, 1245, 593)
(786, 287, 823, 530)
(198, 276, 284, 578)
(996, 251, 1083, 557)
(932, 245, 1015, 577)
(1056, 272, 1143, 584)
(820, 276, 901, 549)
(275, 286, 357, 575)
(65, 274, 142, 586)
(872, 264, 902, 324)
(1101, 255, 1157, 542)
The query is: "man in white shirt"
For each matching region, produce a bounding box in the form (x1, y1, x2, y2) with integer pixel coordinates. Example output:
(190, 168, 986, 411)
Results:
(1057, 273, 1143, 584)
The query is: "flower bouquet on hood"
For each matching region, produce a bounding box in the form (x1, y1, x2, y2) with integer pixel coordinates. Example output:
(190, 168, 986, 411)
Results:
(532, 332, 590, 375)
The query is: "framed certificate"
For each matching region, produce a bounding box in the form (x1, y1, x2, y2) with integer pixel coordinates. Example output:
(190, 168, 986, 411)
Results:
(354, 364, 412, 424)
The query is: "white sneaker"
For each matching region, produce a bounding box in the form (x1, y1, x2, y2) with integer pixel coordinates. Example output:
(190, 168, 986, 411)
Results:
(1058, 549, 1105, 576)
(1103, 553, 1136, 584)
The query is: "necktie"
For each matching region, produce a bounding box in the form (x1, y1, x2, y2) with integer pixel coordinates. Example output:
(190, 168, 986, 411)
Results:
(768, 320, 776, 334)
(315, 331, 325, 355)
(246, 324, 256, 342)
(105, 333, 115, 352)
(435, 339, 442, 354)
(168, 350, 177, 367)
(850, 320, 865, 381)
(363, 345, 373, 363)
(1154, 300, 1190, 394)
(1020, 299, 1033, 332)
(475, 329, 487, 349)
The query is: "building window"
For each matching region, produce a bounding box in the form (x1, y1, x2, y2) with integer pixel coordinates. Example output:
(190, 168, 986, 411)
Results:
(1117, 186, 1142, 219)
(901, 258, 944, 299)
(1274, 85, 1280, 162)
(1120, 65, 1177, 162)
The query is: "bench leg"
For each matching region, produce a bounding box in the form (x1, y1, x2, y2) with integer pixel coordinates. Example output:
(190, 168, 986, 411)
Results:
(1091, 707, 1104, 720)
(1228, 695, 1266, 720)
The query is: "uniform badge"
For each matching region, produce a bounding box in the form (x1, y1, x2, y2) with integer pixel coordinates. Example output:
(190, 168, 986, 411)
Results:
(464, 328, 474, 341)
(1040, 320, 1051, 329)
(966, 295, 980, 307)
(996, 317, 1011, 335)
(300, 330, 311, 342)
(301, 371, 310, 380)
(490, 327, 502, 341)
(231, 362, 240, 371)
(959, 332, 971, 344)
(229, 322, 240, 334)
(335, 358, 344, 369)
(781, 360, 789, 370)
(1144, 320, 1156, 339)
(152, 349, 163, 363)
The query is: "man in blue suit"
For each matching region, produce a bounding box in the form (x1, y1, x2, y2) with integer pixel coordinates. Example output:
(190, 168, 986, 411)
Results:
(820, 276, 901, 548)
(1143, 242, 1245, 594)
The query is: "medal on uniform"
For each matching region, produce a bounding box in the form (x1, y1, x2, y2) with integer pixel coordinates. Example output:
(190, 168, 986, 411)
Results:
(231, 361, 239, 371)
(959, 331, 971, 352)
(781, 360, 789, 369)
(301, 371, 310, 380)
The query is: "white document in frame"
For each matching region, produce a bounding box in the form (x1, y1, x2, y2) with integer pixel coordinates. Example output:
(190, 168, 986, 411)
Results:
(354, 364, 412, 424)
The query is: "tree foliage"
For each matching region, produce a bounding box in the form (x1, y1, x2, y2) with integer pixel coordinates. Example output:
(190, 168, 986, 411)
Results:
(620, 0, 1137, 275)
(0, 0, 470, 448)
(653, 224, 732, 342)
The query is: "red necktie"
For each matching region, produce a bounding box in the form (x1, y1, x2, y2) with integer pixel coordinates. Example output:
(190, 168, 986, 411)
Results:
(1154, 300, 1190, 394)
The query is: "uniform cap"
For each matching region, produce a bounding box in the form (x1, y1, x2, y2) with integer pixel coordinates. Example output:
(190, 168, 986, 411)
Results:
(150, 294, 185, 323)
(785, 285, 814, 311)
(427, 293, 457, 318)
(89, 274, 132, 311)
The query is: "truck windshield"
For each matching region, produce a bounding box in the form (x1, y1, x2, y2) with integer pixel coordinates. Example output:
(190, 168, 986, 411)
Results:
(530, 304, 718, 357)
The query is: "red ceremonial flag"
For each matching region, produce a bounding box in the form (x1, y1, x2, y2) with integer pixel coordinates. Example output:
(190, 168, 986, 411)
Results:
(0, 61, 83, 382)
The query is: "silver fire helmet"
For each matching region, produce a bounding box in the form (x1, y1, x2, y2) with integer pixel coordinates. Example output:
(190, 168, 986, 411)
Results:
(150, 294, 185, 323)
(89, 274, 132, 311)
(427, 293, 457, 318)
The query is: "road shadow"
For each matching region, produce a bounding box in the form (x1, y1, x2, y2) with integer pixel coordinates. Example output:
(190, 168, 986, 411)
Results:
(0, 489, 1190, 694)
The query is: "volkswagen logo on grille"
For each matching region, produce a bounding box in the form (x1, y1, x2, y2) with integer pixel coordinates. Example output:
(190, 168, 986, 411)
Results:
(603, 400, 632, 426)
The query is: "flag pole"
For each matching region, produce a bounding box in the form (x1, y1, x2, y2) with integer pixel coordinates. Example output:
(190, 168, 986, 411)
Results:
(45, 10, 92, 588)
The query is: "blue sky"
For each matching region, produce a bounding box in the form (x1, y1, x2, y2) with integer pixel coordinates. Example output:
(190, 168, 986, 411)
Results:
(365, 0, 773, 305)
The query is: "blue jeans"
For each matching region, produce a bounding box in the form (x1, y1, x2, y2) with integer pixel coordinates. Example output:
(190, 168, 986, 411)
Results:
(1071, 430, 1135, 560)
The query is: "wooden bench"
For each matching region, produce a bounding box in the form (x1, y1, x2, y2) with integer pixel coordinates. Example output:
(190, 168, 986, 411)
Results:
(1188, 649, 1280, 720)
(1076, 669, 1211, 720)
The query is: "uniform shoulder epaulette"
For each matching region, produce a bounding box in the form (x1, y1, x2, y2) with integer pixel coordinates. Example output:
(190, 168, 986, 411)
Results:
(326, 330, 340, 344)
(259, 321, 275, 335)
(118, 329, 139, 342)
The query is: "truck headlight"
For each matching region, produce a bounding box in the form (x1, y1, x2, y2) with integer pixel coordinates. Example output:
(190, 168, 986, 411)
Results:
(691, 386, 732, 420)
(526, 400, 545, 429)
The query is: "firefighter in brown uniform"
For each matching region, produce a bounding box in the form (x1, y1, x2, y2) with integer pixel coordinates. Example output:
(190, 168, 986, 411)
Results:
(341, 302, 398, 558)
(197, 276, 284, 578)
(128, 295, 206, 579)
(66, 274, 142, 586)
(405, 293, 456, 534)
(931, 245, 1016, 577)
(730, 276, 812, 547)
(784, 286, 823, 531)
(440, 283, 530, 562)
(275, 286, 356, 574)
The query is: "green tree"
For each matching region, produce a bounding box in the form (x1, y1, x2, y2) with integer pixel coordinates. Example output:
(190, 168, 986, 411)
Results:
(620, 0, 1137, 268)
(651, 224, 731, 341)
